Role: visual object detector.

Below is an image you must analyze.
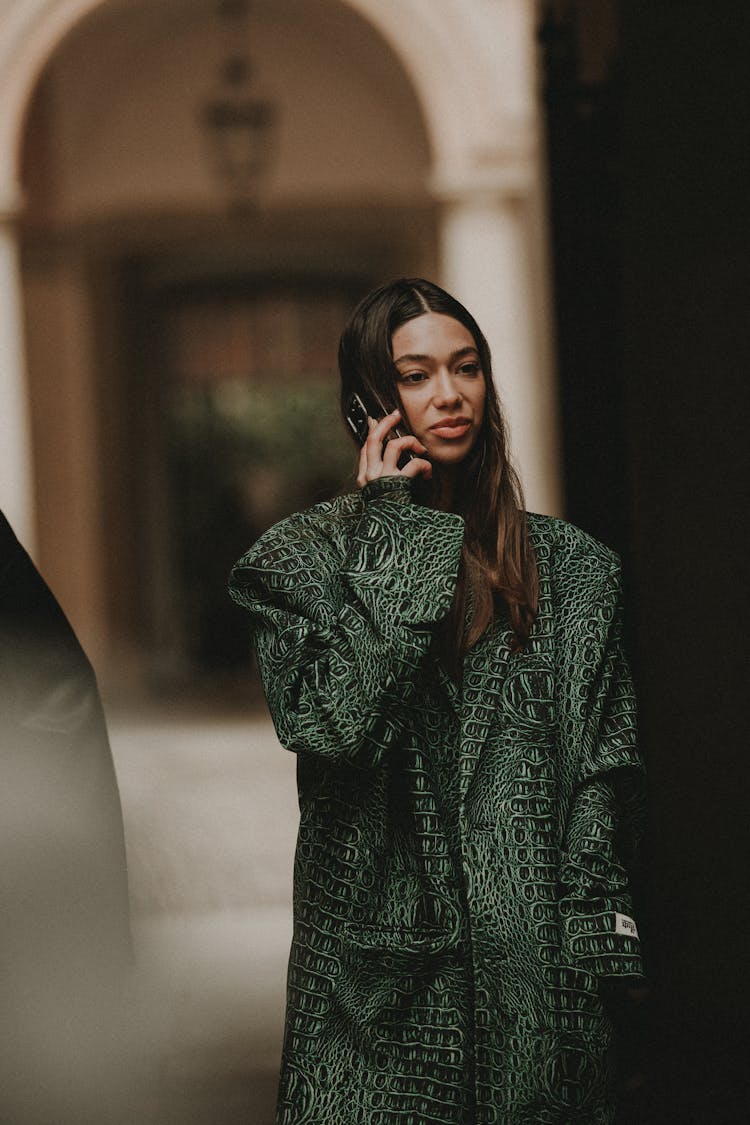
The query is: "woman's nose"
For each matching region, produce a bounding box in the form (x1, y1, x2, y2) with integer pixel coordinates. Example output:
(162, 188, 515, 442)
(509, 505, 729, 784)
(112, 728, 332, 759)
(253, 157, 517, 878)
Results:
(433, 372, 462, 406)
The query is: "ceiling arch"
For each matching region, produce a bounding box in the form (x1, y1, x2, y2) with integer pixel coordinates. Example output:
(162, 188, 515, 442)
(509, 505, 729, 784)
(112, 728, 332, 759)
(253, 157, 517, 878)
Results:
(0, 0, 534, 215)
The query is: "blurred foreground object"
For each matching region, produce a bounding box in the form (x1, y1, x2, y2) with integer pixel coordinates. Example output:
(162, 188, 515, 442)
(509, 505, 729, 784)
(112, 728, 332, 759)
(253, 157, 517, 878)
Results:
(0, 510, 138, 1123)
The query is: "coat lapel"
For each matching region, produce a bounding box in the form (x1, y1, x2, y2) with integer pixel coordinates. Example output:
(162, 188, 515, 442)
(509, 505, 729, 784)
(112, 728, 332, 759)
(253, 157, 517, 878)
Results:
(455, 534, 556, 805)
(457, 619, 514, 803)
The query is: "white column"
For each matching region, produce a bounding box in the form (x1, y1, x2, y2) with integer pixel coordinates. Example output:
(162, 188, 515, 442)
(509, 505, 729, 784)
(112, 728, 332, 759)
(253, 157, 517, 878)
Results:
(438, 186, 564, 517)
(0, 199, 35, 550)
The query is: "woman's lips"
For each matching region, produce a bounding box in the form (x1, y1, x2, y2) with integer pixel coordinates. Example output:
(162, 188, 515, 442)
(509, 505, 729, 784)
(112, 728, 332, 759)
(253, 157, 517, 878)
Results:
(429, 419, 471, 439)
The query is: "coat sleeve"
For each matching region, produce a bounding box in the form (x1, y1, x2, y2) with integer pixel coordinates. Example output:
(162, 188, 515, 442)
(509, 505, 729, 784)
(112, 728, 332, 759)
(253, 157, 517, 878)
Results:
(228, 477, 464, 767)
(558, 562, 646, 981)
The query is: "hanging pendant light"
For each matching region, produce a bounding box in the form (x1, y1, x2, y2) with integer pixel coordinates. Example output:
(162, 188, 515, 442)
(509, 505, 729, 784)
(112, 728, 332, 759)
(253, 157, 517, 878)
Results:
(200, 0, 278, 202)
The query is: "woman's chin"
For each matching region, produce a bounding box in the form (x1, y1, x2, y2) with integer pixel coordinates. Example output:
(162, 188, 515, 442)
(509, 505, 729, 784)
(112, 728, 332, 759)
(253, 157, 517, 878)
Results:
(428, 442, 476, 468)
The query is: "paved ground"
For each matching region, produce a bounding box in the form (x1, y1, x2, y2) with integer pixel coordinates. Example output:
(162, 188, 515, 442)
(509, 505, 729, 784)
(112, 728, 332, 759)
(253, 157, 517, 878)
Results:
(107, 705, 299, 1124)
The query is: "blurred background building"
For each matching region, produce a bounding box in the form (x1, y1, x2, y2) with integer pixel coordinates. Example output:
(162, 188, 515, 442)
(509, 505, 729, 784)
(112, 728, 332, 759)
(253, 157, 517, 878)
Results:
(0, 0, 561, 695)
(1, 0, 748, 1122)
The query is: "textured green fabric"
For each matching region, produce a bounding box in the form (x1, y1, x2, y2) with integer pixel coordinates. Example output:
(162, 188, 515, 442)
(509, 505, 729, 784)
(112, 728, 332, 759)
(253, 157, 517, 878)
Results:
(229, 478, 645, 1124)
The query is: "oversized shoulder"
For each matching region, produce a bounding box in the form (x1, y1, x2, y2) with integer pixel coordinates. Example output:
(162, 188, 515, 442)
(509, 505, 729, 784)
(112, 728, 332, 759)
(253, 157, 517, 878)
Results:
(231, 491, 362, 584)
(526, 512, 623, 637)
(527, 512, 621, 580)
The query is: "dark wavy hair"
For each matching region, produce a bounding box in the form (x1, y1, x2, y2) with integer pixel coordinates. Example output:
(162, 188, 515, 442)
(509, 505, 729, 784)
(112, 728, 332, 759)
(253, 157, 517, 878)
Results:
(338, 277, 538, 662)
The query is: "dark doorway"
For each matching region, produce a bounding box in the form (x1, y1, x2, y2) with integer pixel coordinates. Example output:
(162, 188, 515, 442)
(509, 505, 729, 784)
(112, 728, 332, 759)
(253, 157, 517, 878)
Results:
(124, 268, 364, 693)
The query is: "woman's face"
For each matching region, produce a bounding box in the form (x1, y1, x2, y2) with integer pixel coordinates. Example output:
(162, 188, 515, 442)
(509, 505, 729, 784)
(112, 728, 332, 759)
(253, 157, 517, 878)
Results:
(391, 312, 486, 469)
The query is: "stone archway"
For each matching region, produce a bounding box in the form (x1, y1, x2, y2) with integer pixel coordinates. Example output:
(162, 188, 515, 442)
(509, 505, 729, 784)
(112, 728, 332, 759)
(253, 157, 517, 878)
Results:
(0, 0, 561, 549)
(0, 0, 533, 212)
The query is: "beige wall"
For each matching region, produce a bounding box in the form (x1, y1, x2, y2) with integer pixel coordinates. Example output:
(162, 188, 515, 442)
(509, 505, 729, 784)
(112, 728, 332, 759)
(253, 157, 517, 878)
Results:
(22, 254, 108, 664)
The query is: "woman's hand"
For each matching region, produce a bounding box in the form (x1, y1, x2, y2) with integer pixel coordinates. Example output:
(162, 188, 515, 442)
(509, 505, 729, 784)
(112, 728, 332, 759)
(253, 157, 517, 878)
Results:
(356, 410, 432, 488)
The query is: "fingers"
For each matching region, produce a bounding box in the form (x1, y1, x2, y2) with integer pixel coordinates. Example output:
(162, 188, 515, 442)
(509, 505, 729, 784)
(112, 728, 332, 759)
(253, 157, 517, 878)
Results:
(399, 456, 432, 480)
(381, 434, 428, 474)
(362, 410, 400, 481)
(365, 410, 401, 459)
(355, 410, 431, 486)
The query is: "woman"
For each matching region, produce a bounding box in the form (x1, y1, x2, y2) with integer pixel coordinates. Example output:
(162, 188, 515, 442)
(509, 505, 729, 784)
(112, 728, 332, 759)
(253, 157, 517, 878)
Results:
(229, 279, 645, 1124)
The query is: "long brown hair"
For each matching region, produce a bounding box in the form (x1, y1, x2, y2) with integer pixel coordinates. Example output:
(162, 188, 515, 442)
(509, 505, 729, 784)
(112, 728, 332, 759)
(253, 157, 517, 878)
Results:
(338, 278, 538, 664)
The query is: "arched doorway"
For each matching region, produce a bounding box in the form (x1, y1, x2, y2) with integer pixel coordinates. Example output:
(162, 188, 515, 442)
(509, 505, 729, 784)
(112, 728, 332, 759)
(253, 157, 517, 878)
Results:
(2, 0, 560, 689)
(15, 0, 440, 691)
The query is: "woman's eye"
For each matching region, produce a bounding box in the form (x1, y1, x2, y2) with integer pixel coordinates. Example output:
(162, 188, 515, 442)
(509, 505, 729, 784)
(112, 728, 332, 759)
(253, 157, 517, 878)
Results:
(400, 371, 427, 385)
(458, 362, 481, 376)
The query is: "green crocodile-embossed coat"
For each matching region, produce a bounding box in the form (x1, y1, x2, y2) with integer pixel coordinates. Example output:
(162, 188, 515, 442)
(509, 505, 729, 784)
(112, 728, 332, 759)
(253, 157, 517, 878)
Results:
(229, 477, 645, 1125)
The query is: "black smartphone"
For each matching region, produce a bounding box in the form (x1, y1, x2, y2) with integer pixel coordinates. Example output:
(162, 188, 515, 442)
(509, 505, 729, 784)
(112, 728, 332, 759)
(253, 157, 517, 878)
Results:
(344, 391, 416, 469)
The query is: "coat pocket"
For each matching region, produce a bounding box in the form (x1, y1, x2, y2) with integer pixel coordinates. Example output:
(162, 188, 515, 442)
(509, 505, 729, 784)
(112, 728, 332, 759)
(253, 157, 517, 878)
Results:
(336, 922, 468, 1066)
(344, 921, 462, 958)
(346, 862, 465, 958)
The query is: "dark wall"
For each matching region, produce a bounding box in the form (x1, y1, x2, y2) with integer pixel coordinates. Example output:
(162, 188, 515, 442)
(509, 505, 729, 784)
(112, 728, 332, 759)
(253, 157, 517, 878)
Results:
(543, 2, 750, 1120)
(620, 4, 749, 1120)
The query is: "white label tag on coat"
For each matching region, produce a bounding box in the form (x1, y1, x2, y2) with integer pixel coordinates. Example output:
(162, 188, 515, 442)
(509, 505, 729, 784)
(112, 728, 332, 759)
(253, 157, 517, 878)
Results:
(615, 913, 639, 939)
